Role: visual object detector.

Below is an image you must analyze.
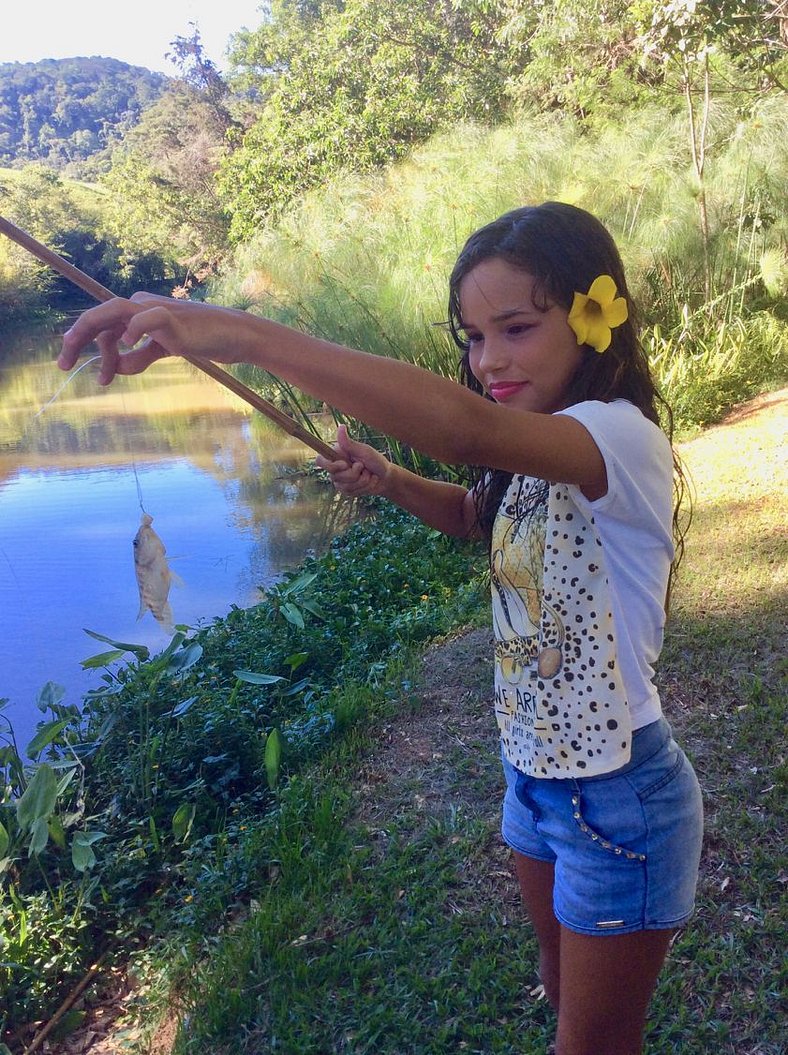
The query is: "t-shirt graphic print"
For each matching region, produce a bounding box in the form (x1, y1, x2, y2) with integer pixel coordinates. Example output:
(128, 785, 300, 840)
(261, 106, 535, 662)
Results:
(492, 474, 632, 778)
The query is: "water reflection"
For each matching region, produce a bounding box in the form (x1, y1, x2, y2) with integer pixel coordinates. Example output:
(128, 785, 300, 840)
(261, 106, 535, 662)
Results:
(0, 327, 349, 750)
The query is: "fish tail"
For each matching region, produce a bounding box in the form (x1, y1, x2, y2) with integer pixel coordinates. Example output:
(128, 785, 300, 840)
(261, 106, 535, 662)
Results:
(155, 601, 175, 632)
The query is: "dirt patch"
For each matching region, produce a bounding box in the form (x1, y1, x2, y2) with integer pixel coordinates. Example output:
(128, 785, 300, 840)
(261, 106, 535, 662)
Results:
(354, 627, 496, 826)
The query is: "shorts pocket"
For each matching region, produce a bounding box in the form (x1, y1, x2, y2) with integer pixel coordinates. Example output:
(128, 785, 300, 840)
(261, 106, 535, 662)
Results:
(570, 785, 647, 863)
(635, 748, 685, 801)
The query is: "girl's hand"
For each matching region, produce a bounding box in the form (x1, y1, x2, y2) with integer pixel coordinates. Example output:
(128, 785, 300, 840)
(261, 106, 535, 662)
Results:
(314, 425, 392, 498)
(58, 293, 248, 385)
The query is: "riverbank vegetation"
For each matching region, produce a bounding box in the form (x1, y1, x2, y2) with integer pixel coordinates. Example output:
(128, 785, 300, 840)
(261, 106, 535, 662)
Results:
(0, 507, 485, 1047)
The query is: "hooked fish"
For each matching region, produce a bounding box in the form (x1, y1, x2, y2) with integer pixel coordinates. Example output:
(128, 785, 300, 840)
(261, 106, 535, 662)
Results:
(132, 513, 182, 631)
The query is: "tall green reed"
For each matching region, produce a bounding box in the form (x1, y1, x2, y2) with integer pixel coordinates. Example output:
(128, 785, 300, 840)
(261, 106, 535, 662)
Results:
(211, 101, 787, 455)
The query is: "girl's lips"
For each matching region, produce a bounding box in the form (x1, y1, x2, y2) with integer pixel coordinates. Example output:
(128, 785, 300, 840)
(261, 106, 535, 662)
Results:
(488, 381, 528, 402)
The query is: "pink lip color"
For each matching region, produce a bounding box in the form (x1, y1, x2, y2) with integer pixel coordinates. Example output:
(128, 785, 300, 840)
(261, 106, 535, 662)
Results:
(489, 382, 528, 402)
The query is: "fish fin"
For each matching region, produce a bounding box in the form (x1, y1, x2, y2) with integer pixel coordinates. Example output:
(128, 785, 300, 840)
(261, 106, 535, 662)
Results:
(169, 570, 185, 589)
(155, 601, 175, 632)
(137, 601, 147, 621)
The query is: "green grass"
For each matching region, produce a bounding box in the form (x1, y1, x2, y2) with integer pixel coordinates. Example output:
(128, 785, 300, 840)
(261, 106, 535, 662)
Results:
(170, 688, 555, 1055)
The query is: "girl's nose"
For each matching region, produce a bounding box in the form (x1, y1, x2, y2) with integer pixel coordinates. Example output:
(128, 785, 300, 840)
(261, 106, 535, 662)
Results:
(476, 336, 508, 375)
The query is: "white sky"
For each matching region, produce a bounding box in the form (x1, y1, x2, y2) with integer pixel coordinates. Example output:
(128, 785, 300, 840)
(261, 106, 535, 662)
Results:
(0, 0, 266, 74)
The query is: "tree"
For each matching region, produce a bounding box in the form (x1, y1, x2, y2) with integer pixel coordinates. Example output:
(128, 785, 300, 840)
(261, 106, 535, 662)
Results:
(102, 30, 238, 275)
(501, 0, 653, 118)
(219, 0, 525, 240)
(635, 1, 788, 297)
(0, 57, 167, 175)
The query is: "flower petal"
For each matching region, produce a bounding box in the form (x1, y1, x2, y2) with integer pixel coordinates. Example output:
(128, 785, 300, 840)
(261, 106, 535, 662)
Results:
(567, 293, 589, 345)
(567, 291, 588, 320)
(586, 274, 618, 306)
(602, 296, 629, 327)
(584, 318, 612, 353)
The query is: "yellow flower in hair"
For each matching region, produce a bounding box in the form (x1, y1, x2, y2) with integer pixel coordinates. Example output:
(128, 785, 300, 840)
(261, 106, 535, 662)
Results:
(567, 275, 628, 354)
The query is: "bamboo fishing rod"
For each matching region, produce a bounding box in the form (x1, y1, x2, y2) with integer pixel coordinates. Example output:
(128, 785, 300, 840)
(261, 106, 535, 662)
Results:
(0, 214, 339, 459)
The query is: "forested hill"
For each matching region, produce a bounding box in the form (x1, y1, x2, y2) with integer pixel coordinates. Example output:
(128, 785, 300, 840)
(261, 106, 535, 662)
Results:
(0, 56, 167, 174)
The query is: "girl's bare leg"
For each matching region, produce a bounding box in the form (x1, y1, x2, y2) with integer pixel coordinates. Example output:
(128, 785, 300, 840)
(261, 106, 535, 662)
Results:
(555, 926, 673, 1055)
(512, 851, 562, 1010)
(513, 849, 674, 1053)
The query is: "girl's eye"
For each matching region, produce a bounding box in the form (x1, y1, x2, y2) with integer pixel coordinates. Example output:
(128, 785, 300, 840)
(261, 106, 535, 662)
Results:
(465, 332, 483, 346)
(506, 323, 533, 337)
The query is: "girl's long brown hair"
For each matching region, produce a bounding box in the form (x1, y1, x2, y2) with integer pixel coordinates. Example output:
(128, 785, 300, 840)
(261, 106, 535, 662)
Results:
(448, 202, 690, 602)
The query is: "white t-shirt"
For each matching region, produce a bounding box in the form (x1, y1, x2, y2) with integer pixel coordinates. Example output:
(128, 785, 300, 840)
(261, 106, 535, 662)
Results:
(492, 399, 674, 778)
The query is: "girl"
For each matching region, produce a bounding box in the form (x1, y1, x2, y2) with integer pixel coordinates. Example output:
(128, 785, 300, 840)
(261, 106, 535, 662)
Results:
(59, 201, 704, 1055)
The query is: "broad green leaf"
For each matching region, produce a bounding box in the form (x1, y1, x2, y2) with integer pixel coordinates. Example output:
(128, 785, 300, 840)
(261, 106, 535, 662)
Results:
(280, 602, 305, 628)
(26, 719, 71, 758)
(16, 764, 57, 830)
(299, 599, 326, 620)
(172, 802, 196, 844)
(281, 571, 318, 596)
(166, 643, 203, 675)
(284, 651, 309, 672)
(172, 695, 198, 718)
(281, 677, 310, 697)
(160, 632, 187, 661)
(149, 815, 160, 853)
(55, 766, 79, 798)
(0, 820, 8, 858)
(81, 649, 126, 670)
(264, 728, 284, 790)
(234, 670, 285, 686)
(36, 682, 66, 713)
(83, 628, 150, 661)
(48, 815, 66, 850)
(71, 831, 97, 872)
(28, 816, 49, 855)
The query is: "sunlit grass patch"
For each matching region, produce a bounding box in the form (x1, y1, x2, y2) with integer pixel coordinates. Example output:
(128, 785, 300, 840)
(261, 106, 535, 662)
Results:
(652, 392, 786, 1055)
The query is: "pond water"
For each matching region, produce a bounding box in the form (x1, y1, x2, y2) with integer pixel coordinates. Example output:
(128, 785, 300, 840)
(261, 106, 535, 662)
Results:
(0, 324, 348, 752)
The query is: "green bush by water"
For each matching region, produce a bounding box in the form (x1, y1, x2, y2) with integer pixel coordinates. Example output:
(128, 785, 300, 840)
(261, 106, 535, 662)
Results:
(0, 506, 484, 1038)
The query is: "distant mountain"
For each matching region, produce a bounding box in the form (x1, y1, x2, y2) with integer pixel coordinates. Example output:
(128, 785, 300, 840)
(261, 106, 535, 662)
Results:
(0, 56, 168, 174)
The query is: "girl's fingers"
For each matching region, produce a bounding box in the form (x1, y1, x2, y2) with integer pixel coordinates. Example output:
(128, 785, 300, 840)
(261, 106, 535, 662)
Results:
(314, 455, 349, 472)
(59, 298, 139, 370)
(95, 332, 120, 386)
(59, 300, 177, 380)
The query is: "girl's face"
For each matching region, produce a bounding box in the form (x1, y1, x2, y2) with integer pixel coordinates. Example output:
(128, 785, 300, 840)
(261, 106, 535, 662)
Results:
(459, 257, 583, 415)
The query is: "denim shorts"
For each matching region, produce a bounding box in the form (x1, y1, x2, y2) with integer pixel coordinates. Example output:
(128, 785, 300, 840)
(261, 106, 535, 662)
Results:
(501, 718, 704, 936)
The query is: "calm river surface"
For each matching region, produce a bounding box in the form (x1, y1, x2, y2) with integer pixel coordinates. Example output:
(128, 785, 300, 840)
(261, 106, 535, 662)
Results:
(0, 324, 347, 751)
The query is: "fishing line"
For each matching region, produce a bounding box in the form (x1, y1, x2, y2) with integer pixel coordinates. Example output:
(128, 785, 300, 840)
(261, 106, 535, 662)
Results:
(119, 385, 148, 516)
(31, 352, 148, 514)
(32, 354, 102, 419)
(0, 545, 22, 592)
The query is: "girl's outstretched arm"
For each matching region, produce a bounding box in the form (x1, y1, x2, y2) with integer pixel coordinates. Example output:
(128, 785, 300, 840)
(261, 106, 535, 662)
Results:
(59, 294, 605, 493)
(316, 426, 478, 539)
